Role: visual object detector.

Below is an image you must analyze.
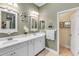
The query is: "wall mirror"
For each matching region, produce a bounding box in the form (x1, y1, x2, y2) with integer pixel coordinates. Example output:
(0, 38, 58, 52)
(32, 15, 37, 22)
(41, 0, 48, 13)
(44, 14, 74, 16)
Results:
(39, 20, 46, 31)
(0, 8, 17, 33)
(30, 16, 38, 32)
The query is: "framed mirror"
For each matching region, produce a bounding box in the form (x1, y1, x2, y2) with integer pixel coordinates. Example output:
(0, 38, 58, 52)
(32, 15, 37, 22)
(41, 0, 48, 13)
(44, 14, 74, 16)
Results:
(39, 20, 46, 31)
(1, 11, 16, 29)
(0, 8, 17, 33)
(30, 16, 38, 32)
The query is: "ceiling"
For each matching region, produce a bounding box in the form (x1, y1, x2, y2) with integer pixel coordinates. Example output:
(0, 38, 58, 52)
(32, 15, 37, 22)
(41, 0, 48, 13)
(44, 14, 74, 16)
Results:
(34, 3, 46, 7)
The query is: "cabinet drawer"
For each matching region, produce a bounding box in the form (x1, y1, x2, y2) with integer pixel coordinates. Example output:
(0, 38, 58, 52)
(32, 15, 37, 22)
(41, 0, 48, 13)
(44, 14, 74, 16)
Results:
(11, 41, 27, 50)
(0, 47, 11, 55)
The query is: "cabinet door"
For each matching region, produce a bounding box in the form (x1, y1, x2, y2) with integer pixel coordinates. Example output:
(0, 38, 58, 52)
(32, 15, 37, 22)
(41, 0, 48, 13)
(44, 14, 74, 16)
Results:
(37, 36, 45, 51)
(34, 36, 45, 55)
(13, 46, 27, 56)
(14, 42, 28, 56)
(40, 36, 45, 50)
(34, 38, 40, 55)
(28, 40, 34, 56)
(9, 42, 28, 56)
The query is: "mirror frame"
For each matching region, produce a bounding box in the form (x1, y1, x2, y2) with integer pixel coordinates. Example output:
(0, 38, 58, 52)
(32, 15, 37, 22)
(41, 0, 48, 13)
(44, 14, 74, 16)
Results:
(39, 20, 46, 31)
(30, 16, 38, 32)
(0, 8, 18, 33)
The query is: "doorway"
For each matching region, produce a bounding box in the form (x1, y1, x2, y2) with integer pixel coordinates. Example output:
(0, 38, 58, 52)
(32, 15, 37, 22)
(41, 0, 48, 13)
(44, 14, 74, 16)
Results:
(57, 7, 79, 56)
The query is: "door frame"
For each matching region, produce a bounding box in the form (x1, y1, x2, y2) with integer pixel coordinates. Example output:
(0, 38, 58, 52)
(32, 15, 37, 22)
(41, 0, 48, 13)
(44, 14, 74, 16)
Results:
(57, 7, 79, 54)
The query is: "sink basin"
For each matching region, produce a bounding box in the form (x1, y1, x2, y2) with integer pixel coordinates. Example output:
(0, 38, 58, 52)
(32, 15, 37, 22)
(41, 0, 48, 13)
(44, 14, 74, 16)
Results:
(2, 40, 18, 45)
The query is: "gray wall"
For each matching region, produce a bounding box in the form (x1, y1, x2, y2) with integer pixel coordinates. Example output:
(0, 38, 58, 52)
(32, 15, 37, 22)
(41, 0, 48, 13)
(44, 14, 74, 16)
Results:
(39, 3, 79, 51)
(0, 3, 39, 38)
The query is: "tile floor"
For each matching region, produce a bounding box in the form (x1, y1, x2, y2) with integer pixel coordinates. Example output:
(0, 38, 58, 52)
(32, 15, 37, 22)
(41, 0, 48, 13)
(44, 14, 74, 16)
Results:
(37, 47, 73, 56)
(37, 48, 58, 56)
(59, 47, 73, 56)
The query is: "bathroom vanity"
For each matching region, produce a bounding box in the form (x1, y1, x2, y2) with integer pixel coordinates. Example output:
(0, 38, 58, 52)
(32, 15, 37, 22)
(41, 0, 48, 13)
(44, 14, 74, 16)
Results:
(0, 32, 45, 56)
(0, 5, 46, 56)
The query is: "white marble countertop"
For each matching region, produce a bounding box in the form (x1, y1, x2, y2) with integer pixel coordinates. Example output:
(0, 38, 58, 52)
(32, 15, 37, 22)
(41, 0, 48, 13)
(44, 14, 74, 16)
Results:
(0, 32, 45, 49)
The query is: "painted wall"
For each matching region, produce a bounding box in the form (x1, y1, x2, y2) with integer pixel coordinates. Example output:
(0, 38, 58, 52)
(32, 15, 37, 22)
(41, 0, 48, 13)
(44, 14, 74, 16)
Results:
(39, 3, 79, 51)
(0, 3, 39, 38)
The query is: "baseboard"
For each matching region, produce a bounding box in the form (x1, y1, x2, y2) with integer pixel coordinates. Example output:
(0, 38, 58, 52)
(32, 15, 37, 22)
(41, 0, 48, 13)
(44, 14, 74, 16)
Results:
(45, 47, 59, 55)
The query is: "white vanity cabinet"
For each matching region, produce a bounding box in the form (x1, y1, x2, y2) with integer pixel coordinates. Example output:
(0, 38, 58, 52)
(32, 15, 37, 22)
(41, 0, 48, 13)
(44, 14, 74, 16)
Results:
(0, 42, 28, 56)
(34, 36, 45, 55)
(0, 33, 45, 56)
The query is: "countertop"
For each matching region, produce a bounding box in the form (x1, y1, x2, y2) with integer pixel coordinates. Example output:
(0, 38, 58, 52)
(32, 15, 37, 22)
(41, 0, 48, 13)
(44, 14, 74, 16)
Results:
(0, 32, 45, 49)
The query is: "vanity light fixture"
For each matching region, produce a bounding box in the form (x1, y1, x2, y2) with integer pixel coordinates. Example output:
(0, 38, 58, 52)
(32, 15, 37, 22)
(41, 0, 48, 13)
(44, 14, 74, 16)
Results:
(13, 3, 18, 7)
(8, 3, 18, 7)
(8, 3, 13, 5)
(29, 10, 39, 17)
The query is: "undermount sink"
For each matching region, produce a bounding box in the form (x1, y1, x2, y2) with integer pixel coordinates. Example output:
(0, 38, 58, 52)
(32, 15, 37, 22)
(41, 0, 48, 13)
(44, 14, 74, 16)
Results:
(3, 40, 18, 44)
(0, 40, 18, 45)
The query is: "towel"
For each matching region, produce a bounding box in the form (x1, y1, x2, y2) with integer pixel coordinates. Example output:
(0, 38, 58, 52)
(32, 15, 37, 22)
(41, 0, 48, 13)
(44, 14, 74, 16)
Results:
(46, 29, 55, 40)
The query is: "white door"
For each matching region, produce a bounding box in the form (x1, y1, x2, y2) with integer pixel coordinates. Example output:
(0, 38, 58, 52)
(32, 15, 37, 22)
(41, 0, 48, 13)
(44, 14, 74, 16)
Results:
(71, 10, 79, 55)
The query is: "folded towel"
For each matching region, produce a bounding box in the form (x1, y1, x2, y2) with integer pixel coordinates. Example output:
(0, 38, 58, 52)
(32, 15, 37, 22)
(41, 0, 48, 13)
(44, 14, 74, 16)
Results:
(46, 29, 55, 40)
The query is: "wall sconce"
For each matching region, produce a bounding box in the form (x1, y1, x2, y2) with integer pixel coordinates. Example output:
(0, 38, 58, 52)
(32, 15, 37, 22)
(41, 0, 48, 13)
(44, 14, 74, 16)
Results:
(20, 12, 28, 22)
